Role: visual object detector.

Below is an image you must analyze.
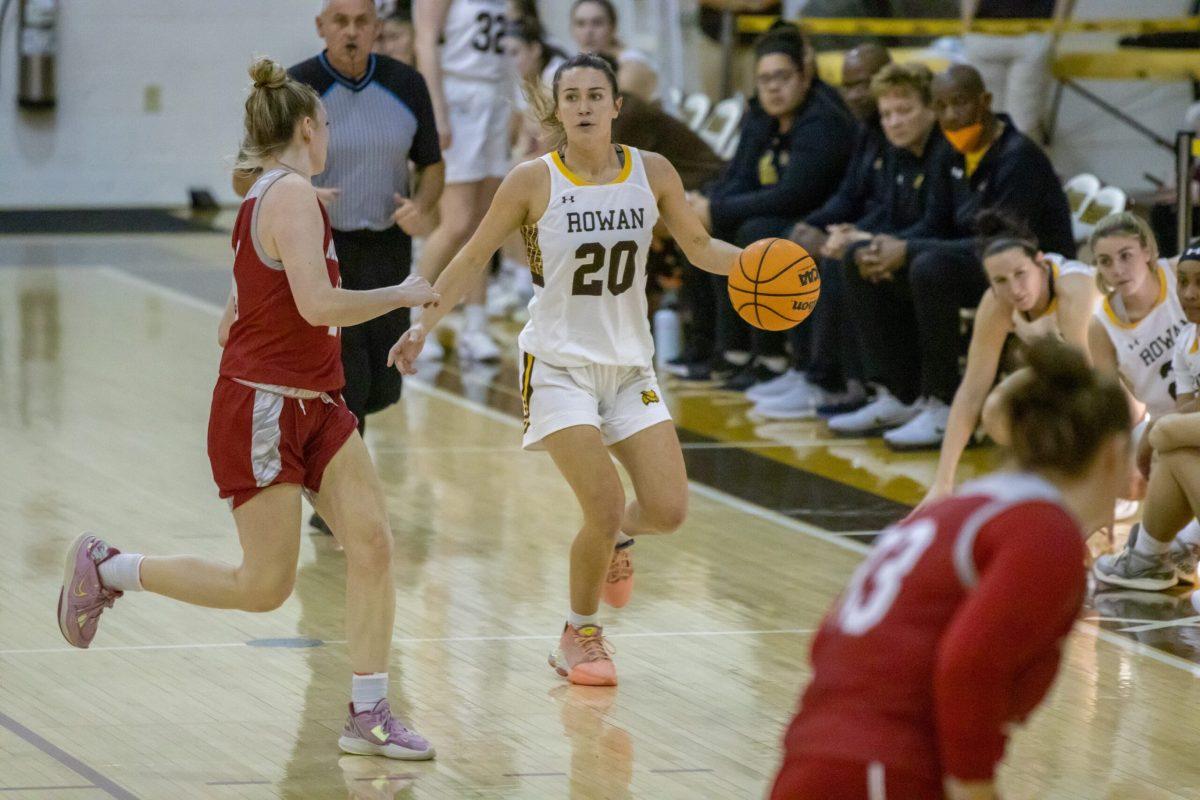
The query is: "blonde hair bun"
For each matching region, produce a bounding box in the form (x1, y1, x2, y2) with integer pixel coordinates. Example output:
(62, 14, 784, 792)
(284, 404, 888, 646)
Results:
(249, 57, 288, 90)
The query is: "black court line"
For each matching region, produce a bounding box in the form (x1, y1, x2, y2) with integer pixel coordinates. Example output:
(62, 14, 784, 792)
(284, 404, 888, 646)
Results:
(0, 208, 219, 234)
(426, 364, 907, 532)
(0, 710, 138, 800)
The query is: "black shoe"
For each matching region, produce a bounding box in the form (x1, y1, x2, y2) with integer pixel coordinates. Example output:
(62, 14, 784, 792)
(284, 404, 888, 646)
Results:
(722, 361, 783, 392)
(309, 512, 332, 535)
(674, 355, 742, 382)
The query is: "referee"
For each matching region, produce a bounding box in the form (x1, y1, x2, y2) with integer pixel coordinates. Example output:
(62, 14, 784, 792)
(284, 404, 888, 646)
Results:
(287, 0, 443, 444)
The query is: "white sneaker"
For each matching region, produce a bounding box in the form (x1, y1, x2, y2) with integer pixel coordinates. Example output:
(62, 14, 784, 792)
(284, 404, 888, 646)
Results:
(457, 328, 502, 362)
(745, 369, 806, 403)
(883, 398, 950, 451)
(416, 332, 445, 362)
(752, 378, 826, 420)
(827, 388, 918, 436)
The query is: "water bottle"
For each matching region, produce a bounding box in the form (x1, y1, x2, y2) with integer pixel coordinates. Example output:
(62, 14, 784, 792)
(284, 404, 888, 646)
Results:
(654, 305, 682, 369)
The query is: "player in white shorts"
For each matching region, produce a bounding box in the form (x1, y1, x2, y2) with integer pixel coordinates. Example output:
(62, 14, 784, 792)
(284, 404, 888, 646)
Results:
(1081, 215, 1200, 589)
(415, 0, 513, 361)
(924, 213, 1098, 506)
(1095, 240, 1200, 590)
(389, 53, 741, 686)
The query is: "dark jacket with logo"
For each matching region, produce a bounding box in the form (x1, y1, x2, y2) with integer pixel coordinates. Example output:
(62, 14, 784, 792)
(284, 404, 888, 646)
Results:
(806, 122, 951, 235)
(708, 81, 857, 231)
(905, 113, 1075, 260)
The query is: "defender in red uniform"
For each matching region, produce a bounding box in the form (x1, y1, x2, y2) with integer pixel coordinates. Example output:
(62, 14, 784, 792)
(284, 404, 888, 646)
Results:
(56, 57, 440, 760)
(772, 340, 1131, 800)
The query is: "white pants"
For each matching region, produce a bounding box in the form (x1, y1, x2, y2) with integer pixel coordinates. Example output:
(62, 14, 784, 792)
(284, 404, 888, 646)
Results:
(963, 32, 1055, 137)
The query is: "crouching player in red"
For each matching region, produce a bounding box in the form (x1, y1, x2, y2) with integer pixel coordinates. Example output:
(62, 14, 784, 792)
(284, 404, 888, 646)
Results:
(771, 338, 1130, 800)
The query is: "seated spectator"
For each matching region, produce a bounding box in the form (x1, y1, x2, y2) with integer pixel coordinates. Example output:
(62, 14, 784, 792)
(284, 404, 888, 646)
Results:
(754, 60, 952, 420)
(829, 63, 1074, 449)
(680, 24, 857, 389)
(374, 8, 415, 65)
(923, 211, 1097, 505)
(569, 0, 659, 103)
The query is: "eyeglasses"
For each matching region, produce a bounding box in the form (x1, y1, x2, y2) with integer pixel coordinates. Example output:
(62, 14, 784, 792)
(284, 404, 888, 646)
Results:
(755, 68, 799, 89)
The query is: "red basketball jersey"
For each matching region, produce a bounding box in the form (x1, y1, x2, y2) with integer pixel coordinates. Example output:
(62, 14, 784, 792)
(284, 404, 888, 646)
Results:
(219, 169, 344, 392)
(782, 473, 1087, 783)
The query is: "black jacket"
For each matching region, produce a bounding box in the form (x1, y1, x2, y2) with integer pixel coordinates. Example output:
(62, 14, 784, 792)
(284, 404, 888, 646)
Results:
(708, 81, 857, 230)
(906, 114, 1075, 260)
(806, 122, 950, 235)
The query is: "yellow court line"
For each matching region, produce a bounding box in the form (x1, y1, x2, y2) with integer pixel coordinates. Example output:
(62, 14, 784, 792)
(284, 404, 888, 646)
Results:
(737, 15, 1200, 36)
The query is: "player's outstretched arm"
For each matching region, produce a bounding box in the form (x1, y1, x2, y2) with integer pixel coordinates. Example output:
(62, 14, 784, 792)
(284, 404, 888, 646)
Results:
(645, 152, 739, 276)
(265, 175, 439, 328)
(926, 290, 1009, 505)
(388, 162, 537, 374)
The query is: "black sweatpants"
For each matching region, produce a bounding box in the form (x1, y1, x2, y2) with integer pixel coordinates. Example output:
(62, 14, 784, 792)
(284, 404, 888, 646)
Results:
(711, 215, 794, 359)
(843, 245, 988, 405)
(331, 226, 412, 430)
(804, 240, 866, 392)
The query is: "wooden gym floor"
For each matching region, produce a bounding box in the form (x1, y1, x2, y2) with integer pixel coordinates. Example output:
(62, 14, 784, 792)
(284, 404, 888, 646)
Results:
(2, 228, 1200, 799)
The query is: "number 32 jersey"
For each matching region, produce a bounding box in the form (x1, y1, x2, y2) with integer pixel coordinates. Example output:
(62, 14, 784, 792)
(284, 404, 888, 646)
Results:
(518, 145, 659, 368)
(781, 473, 1087, 782)
(441, 0, 509, 82)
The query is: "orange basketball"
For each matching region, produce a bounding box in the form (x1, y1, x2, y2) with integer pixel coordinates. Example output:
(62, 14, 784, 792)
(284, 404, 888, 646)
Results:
(727, 238, 820, 331)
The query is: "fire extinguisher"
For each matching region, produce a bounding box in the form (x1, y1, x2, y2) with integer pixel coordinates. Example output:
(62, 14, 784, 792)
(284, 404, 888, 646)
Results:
(17, 0, 57, 110)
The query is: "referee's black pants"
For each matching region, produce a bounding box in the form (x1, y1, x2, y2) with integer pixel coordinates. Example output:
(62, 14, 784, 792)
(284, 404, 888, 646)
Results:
(331, 226, 412, 433)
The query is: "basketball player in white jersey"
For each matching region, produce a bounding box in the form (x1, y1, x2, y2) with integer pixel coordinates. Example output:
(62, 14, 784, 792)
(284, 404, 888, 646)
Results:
(389, 54, 741, 685)
(414, 0, 513, 361)
(1095, 241, 1200, 591)
(924, 213, 1097, 506)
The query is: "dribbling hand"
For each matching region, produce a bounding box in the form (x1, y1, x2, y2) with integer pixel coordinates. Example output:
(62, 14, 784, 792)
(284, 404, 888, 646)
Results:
(387, 324, 427, 376)
(395, 274, 440, 309)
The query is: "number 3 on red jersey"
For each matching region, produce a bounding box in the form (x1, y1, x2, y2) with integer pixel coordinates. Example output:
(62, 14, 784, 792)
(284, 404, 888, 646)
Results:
(836, 519, 937, 635)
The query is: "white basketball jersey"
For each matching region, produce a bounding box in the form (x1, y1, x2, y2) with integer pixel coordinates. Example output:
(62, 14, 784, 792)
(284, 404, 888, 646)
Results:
(1096, 259, 1187, 417)
(518, 145, 659, 368)
(1010, 253, 1095, 345)
(1173, 323, 1200, 400)
(440, 0, 510, 82)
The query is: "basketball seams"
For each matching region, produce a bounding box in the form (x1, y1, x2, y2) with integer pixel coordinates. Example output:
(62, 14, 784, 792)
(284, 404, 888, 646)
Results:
(727, 237, 820, 332)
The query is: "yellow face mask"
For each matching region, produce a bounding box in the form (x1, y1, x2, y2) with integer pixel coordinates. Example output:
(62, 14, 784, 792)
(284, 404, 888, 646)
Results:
(943, 121, 985, 154)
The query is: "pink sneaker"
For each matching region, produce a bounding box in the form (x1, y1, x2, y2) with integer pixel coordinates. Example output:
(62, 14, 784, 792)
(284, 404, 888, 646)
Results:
(601, 542, 634, 608)
(549, 623, 617, 686)
(57, 533, 123, 649)
(339, 699, 435, 761)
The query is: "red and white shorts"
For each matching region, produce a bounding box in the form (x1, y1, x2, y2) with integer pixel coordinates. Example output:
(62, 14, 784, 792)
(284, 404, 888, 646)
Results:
(770, 756, 944, 800)
(207, 377, 358, 509)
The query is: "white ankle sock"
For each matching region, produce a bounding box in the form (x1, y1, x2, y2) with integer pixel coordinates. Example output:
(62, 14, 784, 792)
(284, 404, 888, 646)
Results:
(1134, 526, 1172, 557)
(1178, 519, 1200, 546)
(464, 303, 487, 332)
(351, 672, 388, 713)
(97, 554, 144, 592)
(567, 611, 599, 629)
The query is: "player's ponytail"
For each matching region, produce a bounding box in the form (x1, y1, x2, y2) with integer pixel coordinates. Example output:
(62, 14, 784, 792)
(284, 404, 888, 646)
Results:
(1005, 339, 1129, 475)
(236, 56, 321, 170)
(525, 52, 620, 152)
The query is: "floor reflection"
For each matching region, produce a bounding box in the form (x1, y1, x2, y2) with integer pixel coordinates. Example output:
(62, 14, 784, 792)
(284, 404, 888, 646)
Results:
(551, 685, 634, 800)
